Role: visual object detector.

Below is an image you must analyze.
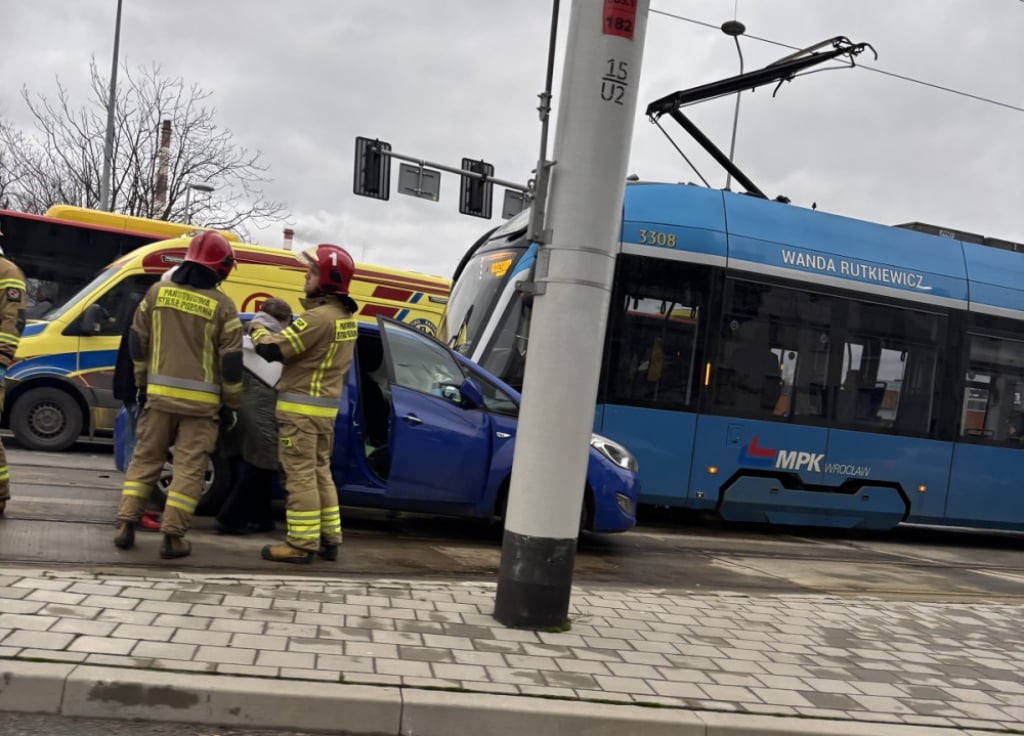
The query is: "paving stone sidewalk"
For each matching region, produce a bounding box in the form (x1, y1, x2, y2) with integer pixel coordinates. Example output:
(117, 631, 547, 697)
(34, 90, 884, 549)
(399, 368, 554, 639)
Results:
(0, 566, 1021, 733)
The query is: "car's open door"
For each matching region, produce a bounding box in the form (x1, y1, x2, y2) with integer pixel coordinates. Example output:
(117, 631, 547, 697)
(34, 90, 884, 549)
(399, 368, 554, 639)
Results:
(377, 317, 491, 507)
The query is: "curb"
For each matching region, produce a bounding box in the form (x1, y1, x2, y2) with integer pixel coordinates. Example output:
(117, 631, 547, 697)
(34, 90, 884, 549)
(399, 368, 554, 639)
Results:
(0, 661, 985, 735)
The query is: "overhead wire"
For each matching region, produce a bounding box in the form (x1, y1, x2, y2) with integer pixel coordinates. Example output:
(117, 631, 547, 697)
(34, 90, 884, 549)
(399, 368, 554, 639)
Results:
(649, 8, 1024, 113)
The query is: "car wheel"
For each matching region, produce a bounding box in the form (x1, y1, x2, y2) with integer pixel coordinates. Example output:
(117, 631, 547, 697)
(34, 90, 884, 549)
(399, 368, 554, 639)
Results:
(10, 387, 83, 452)
(491, 481, 511, 540)
(156, 446, 234, 517)
(579, 490, 593, 535)
(494, 483, 592, 537)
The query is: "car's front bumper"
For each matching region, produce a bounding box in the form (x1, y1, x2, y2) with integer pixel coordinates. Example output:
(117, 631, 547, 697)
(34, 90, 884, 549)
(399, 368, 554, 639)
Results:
(587, 450, 640, 533)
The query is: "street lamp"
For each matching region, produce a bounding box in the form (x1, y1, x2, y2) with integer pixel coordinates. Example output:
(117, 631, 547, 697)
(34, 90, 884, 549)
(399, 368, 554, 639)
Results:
(99, 0, 123, 211)
(183, 182, 214, 225)
(721, 19, 746, 191)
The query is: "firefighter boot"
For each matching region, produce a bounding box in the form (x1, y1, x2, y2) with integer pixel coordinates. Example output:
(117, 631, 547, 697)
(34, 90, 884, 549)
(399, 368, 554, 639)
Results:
(261, 543, 314, 565)
(0, 500, 6, 517)
(114, 521, 136, 549)
(318, 537, 339, 562)
(160, 535, 192, 560)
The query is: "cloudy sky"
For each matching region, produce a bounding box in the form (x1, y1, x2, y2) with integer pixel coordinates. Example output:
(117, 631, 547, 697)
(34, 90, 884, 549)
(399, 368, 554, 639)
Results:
(2, 1, 1021, 280)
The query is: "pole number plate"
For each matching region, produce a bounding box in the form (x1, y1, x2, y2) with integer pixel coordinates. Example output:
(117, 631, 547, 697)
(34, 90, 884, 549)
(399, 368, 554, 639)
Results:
(603, 0, 637, 40)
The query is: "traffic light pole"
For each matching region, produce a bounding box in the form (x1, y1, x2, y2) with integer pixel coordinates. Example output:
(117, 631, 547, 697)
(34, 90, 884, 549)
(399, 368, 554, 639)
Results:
(378, 149, 531, 193)
(494, 0, 650, 629)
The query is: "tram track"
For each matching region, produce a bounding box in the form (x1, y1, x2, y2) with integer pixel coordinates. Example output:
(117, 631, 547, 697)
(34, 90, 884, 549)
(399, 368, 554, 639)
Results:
(735, 548, 1024, 573)
(6, 514, 1024, 605)
(8, 510, 1024, 575)
(611, 536, 1024, 574)
(8, 462, 1024, 600)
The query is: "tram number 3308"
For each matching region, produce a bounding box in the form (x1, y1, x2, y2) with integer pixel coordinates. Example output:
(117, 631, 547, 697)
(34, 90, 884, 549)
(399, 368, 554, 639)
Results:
(638, 229, 677, 248)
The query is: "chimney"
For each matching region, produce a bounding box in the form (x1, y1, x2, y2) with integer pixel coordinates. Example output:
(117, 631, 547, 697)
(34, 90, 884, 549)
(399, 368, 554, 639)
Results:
(153, 120, 172, 215)
(283, 228, 295, 251)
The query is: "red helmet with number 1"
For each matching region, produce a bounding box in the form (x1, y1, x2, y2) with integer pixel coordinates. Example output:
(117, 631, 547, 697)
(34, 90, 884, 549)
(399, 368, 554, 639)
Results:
(184, 231, 236, 281)
(299, 244, 355, 294)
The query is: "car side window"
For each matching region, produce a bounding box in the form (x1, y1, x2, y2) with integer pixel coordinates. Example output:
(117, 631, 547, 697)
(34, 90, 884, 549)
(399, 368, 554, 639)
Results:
(467, 369, 518, 417)
(384, 322, 465, 397)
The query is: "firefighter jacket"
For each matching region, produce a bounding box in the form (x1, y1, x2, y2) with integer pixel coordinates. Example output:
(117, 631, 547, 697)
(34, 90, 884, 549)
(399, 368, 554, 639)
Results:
(130, 281, 243, 417)
(0, 258, 26, 370)
(251, 295, 357, 419)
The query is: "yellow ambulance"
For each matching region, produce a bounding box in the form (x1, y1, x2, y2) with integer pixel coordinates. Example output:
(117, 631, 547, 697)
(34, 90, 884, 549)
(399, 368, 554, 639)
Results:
(6, 235, 450, 451)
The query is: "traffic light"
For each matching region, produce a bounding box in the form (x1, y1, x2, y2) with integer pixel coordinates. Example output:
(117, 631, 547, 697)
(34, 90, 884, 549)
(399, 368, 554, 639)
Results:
(459, 158, 494, 219)
(353, 137, 392, 200)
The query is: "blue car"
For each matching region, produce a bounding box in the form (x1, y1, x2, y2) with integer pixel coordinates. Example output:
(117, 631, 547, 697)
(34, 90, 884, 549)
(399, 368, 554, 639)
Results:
(115, 317, 640, 533)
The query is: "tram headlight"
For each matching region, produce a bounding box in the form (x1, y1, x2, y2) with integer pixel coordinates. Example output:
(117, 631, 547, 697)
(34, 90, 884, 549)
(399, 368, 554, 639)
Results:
(590, 434, 638, 472)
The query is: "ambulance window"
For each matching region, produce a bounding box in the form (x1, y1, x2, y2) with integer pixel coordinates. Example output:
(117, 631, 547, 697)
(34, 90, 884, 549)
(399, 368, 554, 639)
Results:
(42, 267, 118, 321)
(86, 275, 158, 336)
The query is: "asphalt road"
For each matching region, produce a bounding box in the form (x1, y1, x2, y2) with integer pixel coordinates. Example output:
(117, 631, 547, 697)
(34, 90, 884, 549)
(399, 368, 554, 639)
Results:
(3, 445, 1024, 600)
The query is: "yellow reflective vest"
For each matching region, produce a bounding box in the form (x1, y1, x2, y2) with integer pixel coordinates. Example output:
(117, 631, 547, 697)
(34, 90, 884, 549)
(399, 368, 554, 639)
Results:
(132, 281, 243, 417)
(252, 295, 356, 419)
(0, 258, 26, 370)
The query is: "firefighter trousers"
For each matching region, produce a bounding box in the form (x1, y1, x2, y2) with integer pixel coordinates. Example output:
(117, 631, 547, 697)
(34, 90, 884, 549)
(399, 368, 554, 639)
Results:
(117, 407, 218, 537)
(278, 414, 342, 552)
(0, 387, 9, 502)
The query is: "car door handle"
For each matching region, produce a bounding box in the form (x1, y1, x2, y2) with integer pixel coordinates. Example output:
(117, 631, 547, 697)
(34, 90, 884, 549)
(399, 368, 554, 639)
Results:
(496, 432, 511, 439)
(403, 414, 423, 426)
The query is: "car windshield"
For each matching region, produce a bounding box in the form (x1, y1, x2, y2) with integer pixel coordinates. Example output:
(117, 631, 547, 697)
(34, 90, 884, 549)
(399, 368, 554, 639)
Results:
(40, 267, 118, 321)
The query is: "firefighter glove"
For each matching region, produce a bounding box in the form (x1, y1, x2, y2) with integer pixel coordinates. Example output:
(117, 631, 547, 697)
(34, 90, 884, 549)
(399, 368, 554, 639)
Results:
(135, 387, 146, 409)
(219, 405, 238, 431)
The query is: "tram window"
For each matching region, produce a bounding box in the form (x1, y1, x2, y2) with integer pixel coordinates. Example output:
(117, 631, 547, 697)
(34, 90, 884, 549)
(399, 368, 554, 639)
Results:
(603, 256, 709, 411)
(838, 301, 940, 434)
(962, 335, 1024, 444)
(715, 280, 834, 421)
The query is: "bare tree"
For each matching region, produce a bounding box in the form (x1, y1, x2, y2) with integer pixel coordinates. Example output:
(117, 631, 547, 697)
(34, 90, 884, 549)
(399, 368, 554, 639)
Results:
(0, 119, 16, 209)
(0, 59, 288, 236)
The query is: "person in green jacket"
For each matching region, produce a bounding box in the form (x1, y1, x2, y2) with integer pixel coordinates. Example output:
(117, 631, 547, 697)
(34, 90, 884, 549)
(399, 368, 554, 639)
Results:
(215, 297, 293, 534)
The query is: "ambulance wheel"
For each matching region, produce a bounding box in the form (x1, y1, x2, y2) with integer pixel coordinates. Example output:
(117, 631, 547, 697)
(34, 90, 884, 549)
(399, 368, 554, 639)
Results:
(157, 447, 234, 517)
(10, 387, 83, 452)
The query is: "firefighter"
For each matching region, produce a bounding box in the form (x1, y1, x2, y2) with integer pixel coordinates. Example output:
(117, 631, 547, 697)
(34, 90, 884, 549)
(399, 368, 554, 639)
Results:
(0, 226, 27, 516)
(251, 243, 357, 564)
(114, 231, 243, 559)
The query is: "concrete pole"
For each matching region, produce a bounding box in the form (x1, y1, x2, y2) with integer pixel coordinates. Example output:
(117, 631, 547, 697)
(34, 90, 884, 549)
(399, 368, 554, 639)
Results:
(99, 0, 123, 211)
(493, 0, 650, 629)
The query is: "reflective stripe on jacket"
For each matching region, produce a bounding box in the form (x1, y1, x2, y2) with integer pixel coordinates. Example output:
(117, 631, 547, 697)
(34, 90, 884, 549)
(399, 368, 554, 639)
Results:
(132, 282, 243, 417)
(252, 295, 356, 419)
(0, 259, 26, 370)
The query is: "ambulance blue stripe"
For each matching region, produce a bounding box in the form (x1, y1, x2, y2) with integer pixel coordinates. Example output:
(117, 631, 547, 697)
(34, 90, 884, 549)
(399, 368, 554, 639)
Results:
(7, 353, 77, 378)
(79, 350, 119, 370)
(396, 309, 409, 321)
(410, 292, 422, 304)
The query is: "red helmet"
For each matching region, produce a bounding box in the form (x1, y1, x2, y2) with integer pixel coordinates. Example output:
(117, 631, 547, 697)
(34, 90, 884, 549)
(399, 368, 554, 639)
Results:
(299, 244, 355, 294)
(184, 231, 236, 281)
